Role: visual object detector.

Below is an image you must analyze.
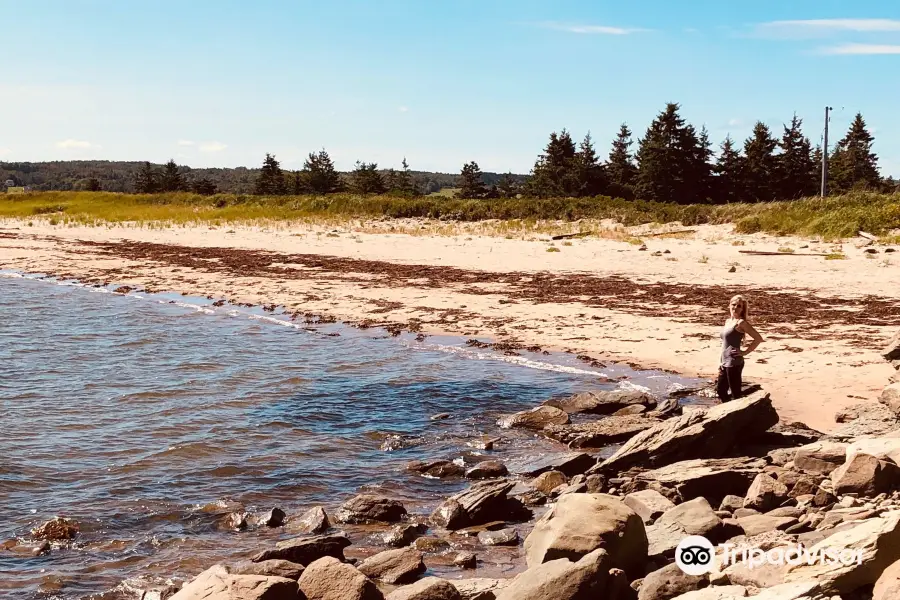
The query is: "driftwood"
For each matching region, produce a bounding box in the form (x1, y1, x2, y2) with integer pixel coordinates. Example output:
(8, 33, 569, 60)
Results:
(859, 231, 877, 241)
(551, 231, 593, 240)
(738, 250, 832, 257)
(646, 229, 697, 237)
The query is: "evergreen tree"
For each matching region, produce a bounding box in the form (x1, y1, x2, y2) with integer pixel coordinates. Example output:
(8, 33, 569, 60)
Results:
(691, 126, 714, 202)
(635, 103, 706, 204)
(350, 161, 386, 194)
(497, 172, 517, 198)
(776, 115, 817, 199)
(742, 122, 778, 201)
(607, 123, 638, 188)
(529, 129, 579, 197)
(134, 161, 158, 193)
(458, 161, 486, 199)
(302, 149, 342, 194)
(190, 176, 218, 196)
(388, 157, 417, 195)
(713, 136, 744, 204)
(291, 171, 304, 195)
(830, 113, 880, 192)
(254, 153, 287, 195)
(574, 132, 607, 196)
(85, 177, 101, 192)
(812, 145, 823, 194)
(159, 159, 186, 192)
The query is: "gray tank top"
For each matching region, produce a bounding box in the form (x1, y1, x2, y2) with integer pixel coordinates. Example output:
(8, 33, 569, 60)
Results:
(721, 321, 745, 367)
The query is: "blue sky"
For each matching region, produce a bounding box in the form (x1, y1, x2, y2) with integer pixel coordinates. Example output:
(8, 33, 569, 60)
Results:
(2, 0, 899, 176)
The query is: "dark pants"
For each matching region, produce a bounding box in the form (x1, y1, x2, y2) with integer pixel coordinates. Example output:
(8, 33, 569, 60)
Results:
(717, 363, 744, 402)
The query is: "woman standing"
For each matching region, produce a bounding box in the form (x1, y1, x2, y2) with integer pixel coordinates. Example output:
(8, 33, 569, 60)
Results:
(717, 295, 763, 402)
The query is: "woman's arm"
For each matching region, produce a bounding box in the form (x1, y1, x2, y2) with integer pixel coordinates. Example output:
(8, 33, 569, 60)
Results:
(737, 320, 764, 356)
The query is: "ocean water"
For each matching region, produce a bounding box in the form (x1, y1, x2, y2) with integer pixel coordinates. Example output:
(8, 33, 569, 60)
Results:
(0, 273, 700, 598)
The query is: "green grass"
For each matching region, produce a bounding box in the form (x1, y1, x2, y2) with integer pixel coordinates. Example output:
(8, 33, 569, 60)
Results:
(0, 190, 898, 240)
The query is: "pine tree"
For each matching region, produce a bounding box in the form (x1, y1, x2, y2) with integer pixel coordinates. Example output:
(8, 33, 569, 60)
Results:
(350, 161, 386, 194)
(742, 122, 778, 201)
(776, 115, 817, 199)
(830, 113, 880, 193)
(713, 136, 744, 204)
(529, 130, 579, 197)
(254, 153, 287, 195)
(190, 176, 218, 196)
(159, 159, 186, 192)
(574, 132, 607, 196)
(812, 145, 823, 194)
(85, 177, 101, 192)
(607, 123, 638, 188)
(458, 161, 486, 199)
(497, 172, 517, 198)
(134, 161, 158, 193)
(302, 149, 341, 194)
(387, 157, 417, 195)
(691, 126, 714, 202)
(635, 103, 706, 204)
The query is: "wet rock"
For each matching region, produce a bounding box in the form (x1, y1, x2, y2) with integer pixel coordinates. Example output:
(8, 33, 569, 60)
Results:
(386, 577, 462, 600)
(31, 517, 79, 541)
(118, 575, 181, 600)
(531, 471, 567, 495)
(545, 390, 656, 416)
(508, 452, 596, 478)
(453, 552, 477, 569)
(737, 514, 798, 536)
(32, 541, 51, 556)
(832, 453, 900, 496)
(230, 559, 305, 580)
(336, 495, 407, 524)
(430, 480, 517, 530)
(596, 390, 778, 473)
(358, 547, 426, 584)
(744, 473, 789, 512)
(298, 556, 383, 600)
(631, 457, 767, 504)
(170, 565, 299, 600)
(456, 521, 507, 537)
(793, 441, 848, 475)
(414, 537, 451, 552)
(467, 437, 500, 451)
(478, 528, 519, 546)
(252, 534, 351, 564)
(874, 558, 900, 600)
(524, 493, 648, 577)
(431, 413, 451, 421)
(288, 506, 330, 534)
(225, 512, 248, 531)
(646, 497, 723, 559)
(624, 489, 675, 524)
(495, 548, 620, 600)
(638, 562, 708, 600)
(497, 406, 569, 430)
(383, 523, 428, 548)
(465, 461, 508, 480)
(453, 578, 507, 600)
(408, 460, 466, 479)
(256, 507, 286, 528)
(544, 414, 661, 448)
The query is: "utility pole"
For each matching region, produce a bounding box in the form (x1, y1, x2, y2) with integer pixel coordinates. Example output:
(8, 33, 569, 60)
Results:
(821, 106, 832, 197)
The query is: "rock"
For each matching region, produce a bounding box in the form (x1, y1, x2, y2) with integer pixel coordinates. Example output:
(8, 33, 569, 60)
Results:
(879, 384, 900, 416)
(117, 576, 181, 600)
(793, 441, 848, 475)
(497, 406, 569, 429)
(170, 565, 299, 600)
(744, 473, 789, 512)
(31, 517, 78, 540)
(624, 489, 676, 524)
(358, 547, 426, 584)
(298, 557, 383, 600)
(466, 461, 508, 480)
(874, 558, 900, 600)
(453, 578, 507, 600)
(614, 405, 648, 416)
(830, 403, 900, 440)
(638, 562, 708, 600)
(431, 413, 451, 421)
(478, 528, 519, 546)
(288, 506, 330, 534)
(336, 495, 407, 524)
(230, 559, 305, 580)
(508, 453, 596, 478)
(832, 453, 900, 496)
(386, 577, 461, 600)
(766, 506, 805, 519)
(252, 534, 351, 564)
(847, 434, 900, 464)
(596, 390, 778, 473)
(225, 512, 248, 531)
(430, 480, 528, 530)
(414, 537, 451, 552)
(32, 541, 51, 556)
(532, 471, 568, 495)
(813, 487, 837, 508)
(495, 548, 621, 600)
(383, 524, 428, 548)
(631, 457, 767, 504)
(883, 329, 900, 361)
(720, 495, 744, 512)
(256, 508, 286, 528)
(585, 474, 605, 493)
(453, 552, 477, 569)
(736, 514, 798, 536)
(545, 390, 657, 416)
(785, 510, 900, 594)
(524, 493, 647, 576)
(789, 476, 821, 499)
(544, 414, 661, 448)
(646, 497, 723, 559)
(732, 508, 759, 518)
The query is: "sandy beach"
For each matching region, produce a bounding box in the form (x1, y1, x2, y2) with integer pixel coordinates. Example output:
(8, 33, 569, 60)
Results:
(2, 218, 897, 433)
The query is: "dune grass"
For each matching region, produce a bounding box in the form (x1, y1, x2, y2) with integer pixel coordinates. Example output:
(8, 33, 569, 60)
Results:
(0, 190, 898, 240)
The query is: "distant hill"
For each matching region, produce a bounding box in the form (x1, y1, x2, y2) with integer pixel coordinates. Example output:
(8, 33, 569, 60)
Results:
(0, 160, 529, 194)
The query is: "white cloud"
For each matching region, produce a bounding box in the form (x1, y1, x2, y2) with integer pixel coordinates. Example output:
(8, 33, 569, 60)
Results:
(755, 18, 900, 37)
(199, 142, 227, 153)
(177, 140, 195, 146)
(56, 139, 94, 149)
(398, 106, 409, 113)
(727, 118, 745, 127)
(538, 21, 647, 35)
(820, 43, 900, 55)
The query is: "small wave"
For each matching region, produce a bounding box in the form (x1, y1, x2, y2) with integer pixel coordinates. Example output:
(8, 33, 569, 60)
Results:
(408, 341, 608, 378)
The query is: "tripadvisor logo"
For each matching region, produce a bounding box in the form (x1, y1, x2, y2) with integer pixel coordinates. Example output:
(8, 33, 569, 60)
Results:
(675, 536, 715, 575)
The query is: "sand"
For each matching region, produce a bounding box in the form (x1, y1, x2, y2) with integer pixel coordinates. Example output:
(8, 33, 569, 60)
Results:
(1, 218, 897, 433)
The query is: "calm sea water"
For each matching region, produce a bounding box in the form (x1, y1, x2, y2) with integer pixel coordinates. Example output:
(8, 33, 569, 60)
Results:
(0, 274, 699, 599)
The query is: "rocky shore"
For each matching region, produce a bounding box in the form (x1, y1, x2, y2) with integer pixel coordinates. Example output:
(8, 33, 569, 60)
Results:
(36, 329, 889, 600)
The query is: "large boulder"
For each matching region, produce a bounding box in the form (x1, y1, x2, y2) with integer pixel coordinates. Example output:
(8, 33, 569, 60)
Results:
(358, 548, 426, 584)
(524, 493, 647, 576)
(335, 495, 407, 524)
(229, 559, 305, 580)
(645, 498, 723, 559)
(508, 453, 596, 478)
(288, 506, 330, 534)
(532, 471, 567, 495)
(630, 458, 766, 504)
(545, 390, 656, 416)
(452, 579, 508, 600)
(874, 558, 900, 600)
(847, 434, 900, 464)
(880, 383, 900, 416)
(638, 562, 708, 600)
(252, 534, 351, 564)
(298, 557, 383, 600)
(170, 565, 299, 600)
(883, 329, 900, 361)
(544, 415, 661, 449)
(624, 489, 675, 524)
(383, 524, 428, 548)
(792, 441, 849, 475)
(495, 548, 624, 600)
(465, 461, 508, 480)
(831, 453, 900, 496)
(784, 510, 900, 594)
(743, 474, 788, 512)
(386, 577, 461, 600)
(430, 480, 525, 530)
(596, 391, 778, 473)
(497, 406, 569, 430)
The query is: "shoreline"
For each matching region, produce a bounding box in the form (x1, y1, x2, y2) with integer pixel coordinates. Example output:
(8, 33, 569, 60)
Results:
(2, 218, 898, 432)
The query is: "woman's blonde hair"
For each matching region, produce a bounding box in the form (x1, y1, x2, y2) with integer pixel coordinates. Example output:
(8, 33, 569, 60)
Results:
(730, 294, 748, 319)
